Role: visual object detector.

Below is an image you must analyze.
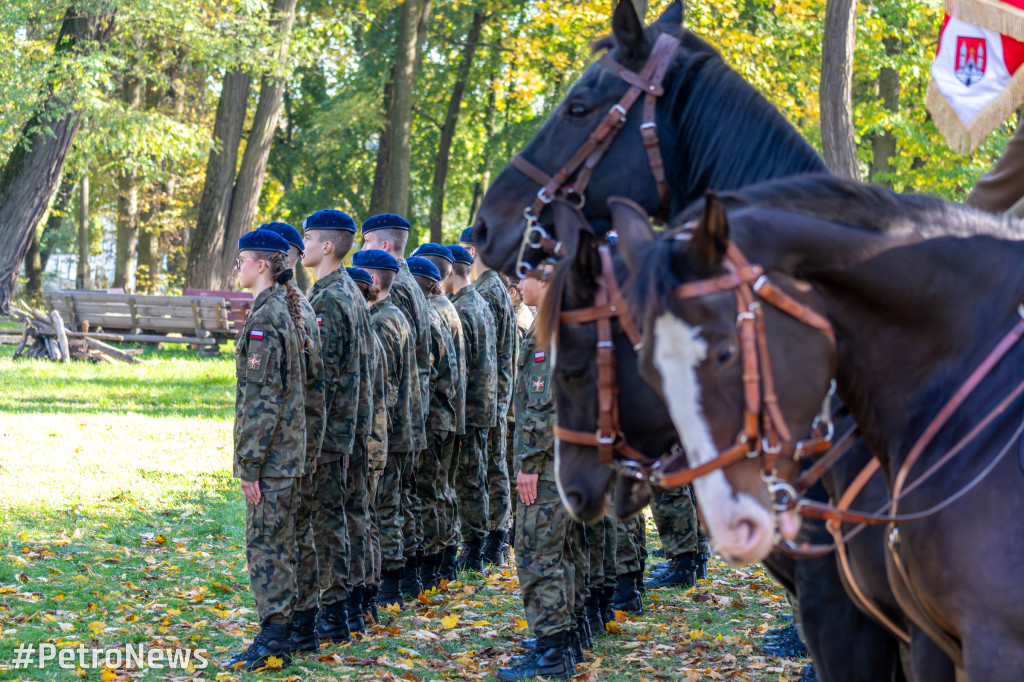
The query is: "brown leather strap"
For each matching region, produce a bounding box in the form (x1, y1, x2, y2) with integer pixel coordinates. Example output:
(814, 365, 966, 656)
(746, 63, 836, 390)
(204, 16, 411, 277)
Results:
(598, 245, 643, 348)
(652, 441, 754, 489)
(753, 277, 835, 344)
(793, 426, 859, 493)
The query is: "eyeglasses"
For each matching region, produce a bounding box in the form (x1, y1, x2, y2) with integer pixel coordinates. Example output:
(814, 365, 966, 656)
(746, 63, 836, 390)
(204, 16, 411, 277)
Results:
(235, 258, 257, 271)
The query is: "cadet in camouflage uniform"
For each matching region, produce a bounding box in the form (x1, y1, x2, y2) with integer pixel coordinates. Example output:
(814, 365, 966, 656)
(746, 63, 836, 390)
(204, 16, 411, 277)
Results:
(443, 245, 496, 571)
(501, 273, 532, 528)
(361, 214, 428, 595)
(407, 256, 459, 591)
(224, 229, 308, 671)
(353, 249, 418, 608)
(349, 266, 389, 625)
(612, 514, 647, 614)
(495, 273, 576, 682)
(298, 210, 377, 640)
(257, 223, 330, 654)
(461, 228, 517, 565)
(412, 243, 467, 580)
(645, 485, 711, 589)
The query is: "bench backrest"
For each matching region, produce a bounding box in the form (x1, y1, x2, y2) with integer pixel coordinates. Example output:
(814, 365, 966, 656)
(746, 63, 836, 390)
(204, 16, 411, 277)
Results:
(183, 288, 253, 327)
(43, 291, 232, 335)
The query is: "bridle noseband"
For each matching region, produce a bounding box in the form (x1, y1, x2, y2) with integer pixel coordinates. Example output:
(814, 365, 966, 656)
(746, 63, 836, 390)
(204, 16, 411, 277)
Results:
(511, 32, 680, 280)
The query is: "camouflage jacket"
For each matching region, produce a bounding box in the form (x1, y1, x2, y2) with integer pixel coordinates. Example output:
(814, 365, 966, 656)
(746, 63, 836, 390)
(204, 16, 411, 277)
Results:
(390, 260, 430, 430)
(234, 284, 307, 481)
(513, 323, 555, 482)
(428, 293, 466, 435)
(475, 269, 519, 421)
(298, 293, 327, 466)
(450, 283, 497, 428)
(370, 295, 424, 453)
(424, 305, 459, 434)
(368, 329, 389, 468)
(309, 268, 372, 459)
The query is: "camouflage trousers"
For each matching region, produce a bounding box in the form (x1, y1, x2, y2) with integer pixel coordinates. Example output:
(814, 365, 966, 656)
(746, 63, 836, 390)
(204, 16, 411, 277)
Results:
(514, 479, 578, 638)
(346, 439, 371, 591)
(454, 426, 489, 544)
(601, 515, 617, 583)
(506, 422, 516, 532)
(567, 518, 588, 616)
(583, 519, 607, 591)
(294, 457, 351, 610)
(485, 419, 511, 532)
(376, 451, 410, 571)
(615, 512, 647, 575)
(244, 476, 298, 626)
(418, 431, 456, 555)
(368, 457, 384, 588)
(651, 484, 710, 558)
(401, 450, 423, 557)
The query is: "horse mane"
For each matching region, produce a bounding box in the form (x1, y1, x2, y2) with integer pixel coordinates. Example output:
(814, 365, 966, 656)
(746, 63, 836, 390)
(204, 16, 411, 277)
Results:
(631, 175, 1024, 323)
(662, 30, 828, 211)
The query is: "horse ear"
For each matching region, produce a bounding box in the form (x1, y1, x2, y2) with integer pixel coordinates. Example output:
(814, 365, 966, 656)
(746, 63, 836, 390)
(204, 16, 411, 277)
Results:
(689, 190, 730, 269)
(652, 0, 684, 35)
(612, 0, 648, 63)
(608, 196, 656, 273)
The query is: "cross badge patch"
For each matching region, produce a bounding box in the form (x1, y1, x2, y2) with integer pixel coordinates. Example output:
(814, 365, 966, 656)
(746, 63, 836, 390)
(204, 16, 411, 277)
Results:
(531, 376, 545, 392)
(248, 353, 262, 370)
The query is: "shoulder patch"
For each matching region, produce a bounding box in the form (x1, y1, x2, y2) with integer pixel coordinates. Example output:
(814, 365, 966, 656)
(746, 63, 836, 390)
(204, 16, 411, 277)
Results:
(531, 376, 546, 392)
(316, 316, 323, 326)
(534, 351, 545, 363)
(250, 329, 265, 340)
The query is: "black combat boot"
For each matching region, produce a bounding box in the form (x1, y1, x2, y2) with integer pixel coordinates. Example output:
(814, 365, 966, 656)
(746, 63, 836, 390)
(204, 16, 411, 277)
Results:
(400, 554, 423, 599)
(761, 623, 808, 657)
(611, 571, 643, 614)
(221, 622, 292, 671)
(362, 588, 379, 626)
(481, 529, 506, 566)
(499, 528, 512, 564)
(495, 631, 575, 681)
(345, 589, 366, 634)
(600, 585, 615, 626)
(567, 627, 584, 664)
(314, 603, 350, 644)
(419, 552, 439, 592)
(585, 592, 605, 637)
(375, 569, 404, 609)
(456, 540, 484, 572)
(576, 617, 593, 650)
(440, 545, 458, 581)
(695, 549, 710, 580)
(644, 553, 697, 589)
(287, 609, 319, 654)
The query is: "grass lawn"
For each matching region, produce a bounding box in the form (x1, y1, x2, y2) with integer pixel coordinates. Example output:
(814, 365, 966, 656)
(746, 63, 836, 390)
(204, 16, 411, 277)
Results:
(0, 342, 805, 681)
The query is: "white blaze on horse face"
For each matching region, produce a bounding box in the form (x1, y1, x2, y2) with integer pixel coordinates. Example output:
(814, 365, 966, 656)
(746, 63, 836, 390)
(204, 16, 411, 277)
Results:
(652, 313, 777, 565)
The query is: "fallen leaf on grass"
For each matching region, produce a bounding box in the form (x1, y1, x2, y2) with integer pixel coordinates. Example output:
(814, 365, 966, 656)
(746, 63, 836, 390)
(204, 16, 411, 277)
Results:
(441, 614, 459, 629)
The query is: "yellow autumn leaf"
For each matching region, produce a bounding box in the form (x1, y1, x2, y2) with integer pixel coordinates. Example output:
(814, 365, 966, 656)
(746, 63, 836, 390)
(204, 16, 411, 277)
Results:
(100, 669, 117, 682)
(514, 618, 528, 632)
(605, 621, 622, 634)
(88, 621, 106, 631)
(256, 655, 284, 671)
(441, 614, 459, 630)
(614, 610, 627, 622)
(471, 620, 490, 627)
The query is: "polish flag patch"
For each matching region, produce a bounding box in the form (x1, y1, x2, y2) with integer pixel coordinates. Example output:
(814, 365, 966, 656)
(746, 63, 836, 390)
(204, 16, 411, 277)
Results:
(534, 351, 545, 362)
(316, 317, 323, 326)
(250, 329, 265, 340)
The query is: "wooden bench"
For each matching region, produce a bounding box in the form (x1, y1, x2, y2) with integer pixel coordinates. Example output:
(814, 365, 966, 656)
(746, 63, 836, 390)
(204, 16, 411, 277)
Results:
(42, 291, 233, 347)
(183, 288, 253, 329)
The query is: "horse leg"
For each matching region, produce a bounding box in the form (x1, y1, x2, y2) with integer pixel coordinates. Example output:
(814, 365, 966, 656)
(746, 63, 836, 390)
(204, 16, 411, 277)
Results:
(906, 626, 957, 682)
(959, 621, 1024, 682)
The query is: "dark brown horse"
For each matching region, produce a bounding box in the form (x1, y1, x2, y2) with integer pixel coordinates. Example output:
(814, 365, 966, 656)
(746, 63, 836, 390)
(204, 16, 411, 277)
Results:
(622, 176, 1024, 678)
(550, 229, 954, 682)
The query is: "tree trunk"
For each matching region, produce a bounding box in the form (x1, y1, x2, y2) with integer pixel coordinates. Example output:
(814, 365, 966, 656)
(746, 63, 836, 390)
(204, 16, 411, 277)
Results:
(77, 173, 90, 289)
(25, 172, 75, 296)
(184, 69, 251, 289)
(369, 80, 394, 215)
(869, 36, 901, 186)
(186, 0, 298, 290)
(385, 0, 432, 219)
(0, 9, 116, 314)
(428, 9, 486, 243)
(25, 229, 43, 297)
(469, 59, 500, 221)
(819, 0, 859, 180)
(114, 72, 142, 291)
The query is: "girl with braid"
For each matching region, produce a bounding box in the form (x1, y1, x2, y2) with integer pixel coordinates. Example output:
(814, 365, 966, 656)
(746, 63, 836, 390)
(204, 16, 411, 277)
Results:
(224, 229, 309, 671)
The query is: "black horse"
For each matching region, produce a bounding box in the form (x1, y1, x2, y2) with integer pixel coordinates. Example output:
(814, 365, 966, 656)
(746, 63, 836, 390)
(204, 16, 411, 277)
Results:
(624, 176, 1024, 679)
(549, 223, 953, 681)
(474, 0, 825, 275)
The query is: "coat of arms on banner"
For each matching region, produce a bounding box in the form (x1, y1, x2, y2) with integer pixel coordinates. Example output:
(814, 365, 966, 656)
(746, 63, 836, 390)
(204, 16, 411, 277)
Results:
(955, 35, 987, 85)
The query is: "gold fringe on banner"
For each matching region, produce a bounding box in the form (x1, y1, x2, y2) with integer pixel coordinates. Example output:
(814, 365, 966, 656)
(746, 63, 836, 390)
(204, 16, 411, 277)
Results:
(945, 0, 1024, 41)
(927, 64, 1024, 152)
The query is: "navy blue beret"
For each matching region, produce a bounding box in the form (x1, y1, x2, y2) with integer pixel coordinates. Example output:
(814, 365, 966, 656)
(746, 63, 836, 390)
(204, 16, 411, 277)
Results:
(362, 213, 411, 234)
(258, 222, 304, 251)
(239, 229, 289, 254)
(407, 256, 441, 282)
(446, 244, 474, 265)
(459, 227, 477, 245)
(346, 267, 374, 286)
(352, 249, 400, 273)
(411, 242, 455, 263)
(304, 209, 357, 233)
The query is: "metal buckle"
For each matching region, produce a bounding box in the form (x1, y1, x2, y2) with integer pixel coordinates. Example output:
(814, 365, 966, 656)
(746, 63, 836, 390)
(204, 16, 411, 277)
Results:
(611, 459, 647, 482)
(763, 475, 798, 512)
(516, 209, 541, 279)
(610, 103, 627, 121)
(536, 186, 554, 205)
(752, 274, 769, 293)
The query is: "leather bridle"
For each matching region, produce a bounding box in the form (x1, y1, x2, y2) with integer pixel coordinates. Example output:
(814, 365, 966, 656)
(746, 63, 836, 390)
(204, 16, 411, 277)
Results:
(511, 32, 680, 280)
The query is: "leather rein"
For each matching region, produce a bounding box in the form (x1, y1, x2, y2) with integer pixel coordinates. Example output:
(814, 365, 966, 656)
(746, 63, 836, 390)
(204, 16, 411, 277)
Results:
(511, 32, 679, 280)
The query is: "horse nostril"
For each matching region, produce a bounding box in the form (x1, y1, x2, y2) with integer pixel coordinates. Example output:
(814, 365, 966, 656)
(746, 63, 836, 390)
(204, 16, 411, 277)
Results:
(564, 491, 585, 514)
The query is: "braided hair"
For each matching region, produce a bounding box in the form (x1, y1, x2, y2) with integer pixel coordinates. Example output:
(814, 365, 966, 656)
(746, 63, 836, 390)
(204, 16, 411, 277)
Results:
(354, 279, 380, 303)
(252, 250, 312, 353)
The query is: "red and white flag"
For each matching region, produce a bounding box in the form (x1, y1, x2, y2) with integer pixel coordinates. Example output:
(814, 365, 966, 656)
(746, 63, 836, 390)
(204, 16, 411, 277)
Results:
(927, 0, 1024, 152)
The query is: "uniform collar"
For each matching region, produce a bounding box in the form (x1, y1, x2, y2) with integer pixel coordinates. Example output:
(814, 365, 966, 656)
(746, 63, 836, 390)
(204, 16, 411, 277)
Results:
(450, 283, 475, 302)
(311, 267, 342, 295)
(476, 269, 499, 286)
(251, 283, 283, 313)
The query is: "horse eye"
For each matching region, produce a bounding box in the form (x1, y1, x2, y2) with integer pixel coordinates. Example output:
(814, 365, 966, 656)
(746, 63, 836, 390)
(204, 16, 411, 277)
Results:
(561, 367, 586, 384)
(716, 343, 736, 367)
(566, 101, 589, 118)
